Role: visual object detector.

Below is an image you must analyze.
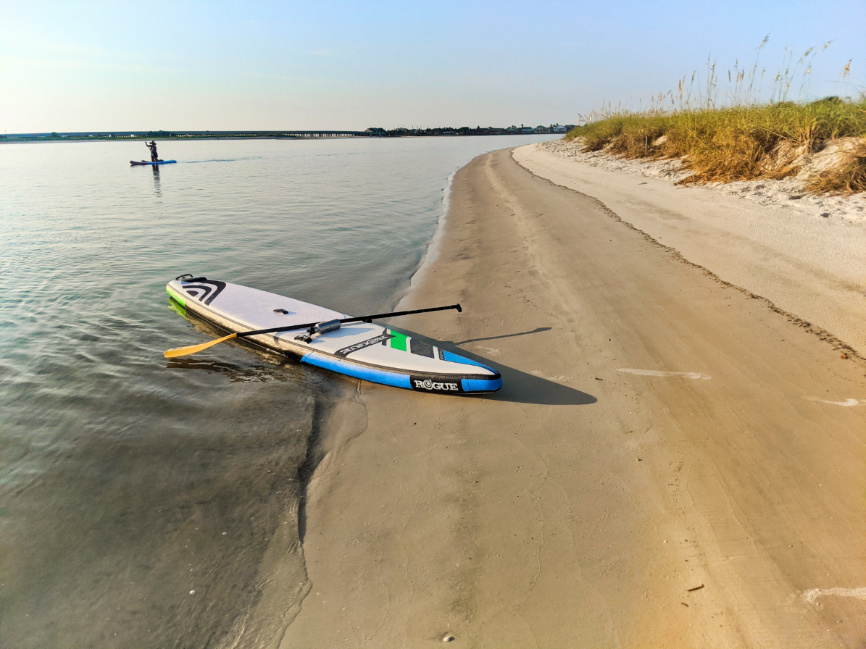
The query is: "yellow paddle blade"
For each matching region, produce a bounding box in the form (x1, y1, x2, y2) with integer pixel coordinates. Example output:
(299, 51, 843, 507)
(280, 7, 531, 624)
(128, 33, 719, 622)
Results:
(164, 333, 238, 358)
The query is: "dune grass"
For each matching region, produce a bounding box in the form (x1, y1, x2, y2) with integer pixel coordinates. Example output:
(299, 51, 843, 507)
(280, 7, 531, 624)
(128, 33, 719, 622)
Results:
(566, 45, 866, 194)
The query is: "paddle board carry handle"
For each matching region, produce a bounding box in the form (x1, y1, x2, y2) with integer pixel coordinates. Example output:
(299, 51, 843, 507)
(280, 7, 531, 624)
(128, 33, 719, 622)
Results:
(294, 319, 341, 343)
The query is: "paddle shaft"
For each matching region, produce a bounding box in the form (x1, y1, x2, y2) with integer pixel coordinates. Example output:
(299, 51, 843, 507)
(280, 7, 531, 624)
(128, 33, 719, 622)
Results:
(235, 303, 462, 339)
(164, 303, 462, 358)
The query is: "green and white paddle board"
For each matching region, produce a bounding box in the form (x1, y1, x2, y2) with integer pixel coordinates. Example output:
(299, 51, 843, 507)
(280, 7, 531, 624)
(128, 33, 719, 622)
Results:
(166, 275, 502, 394)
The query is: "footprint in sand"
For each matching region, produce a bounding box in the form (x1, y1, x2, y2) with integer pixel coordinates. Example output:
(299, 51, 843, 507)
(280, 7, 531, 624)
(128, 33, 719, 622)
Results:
(617, 368, 711, 380)
(803, 586, 866, 604)
(803, 396, 862, 407)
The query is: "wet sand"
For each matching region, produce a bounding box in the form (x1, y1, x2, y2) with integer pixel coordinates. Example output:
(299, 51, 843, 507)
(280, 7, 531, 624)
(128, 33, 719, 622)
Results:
(277, 148, 866, 647)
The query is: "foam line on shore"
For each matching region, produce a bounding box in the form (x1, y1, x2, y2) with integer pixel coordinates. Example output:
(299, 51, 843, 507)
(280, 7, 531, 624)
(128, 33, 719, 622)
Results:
(397, 166, 458, 308)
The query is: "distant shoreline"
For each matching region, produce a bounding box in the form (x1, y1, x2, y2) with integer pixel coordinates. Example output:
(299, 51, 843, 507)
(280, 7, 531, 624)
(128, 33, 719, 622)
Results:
(1, 125, 573, 143)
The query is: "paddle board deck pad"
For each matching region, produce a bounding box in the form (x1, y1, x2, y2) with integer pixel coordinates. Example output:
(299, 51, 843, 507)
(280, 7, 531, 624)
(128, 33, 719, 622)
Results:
(131, 160, 177, 166)
(166, 275, 502, 394)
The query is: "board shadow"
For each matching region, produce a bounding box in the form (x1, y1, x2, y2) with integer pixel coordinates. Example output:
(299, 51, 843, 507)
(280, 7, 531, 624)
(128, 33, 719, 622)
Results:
(402, 328, 597, 406)
(451, 349, 595, 406)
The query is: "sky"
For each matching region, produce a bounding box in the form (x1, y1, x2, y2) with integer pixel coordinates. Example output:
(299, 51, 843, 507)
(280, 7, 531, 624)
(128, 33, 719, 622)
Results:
(1, 0, 864, 133)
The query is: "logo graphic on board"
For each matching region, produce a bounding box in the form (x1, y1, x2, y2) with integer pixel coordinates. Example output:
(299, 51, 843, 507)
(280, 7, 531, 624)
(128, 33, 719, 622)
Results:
(335, 333, 394, 357)
(182, 280, 226, 305)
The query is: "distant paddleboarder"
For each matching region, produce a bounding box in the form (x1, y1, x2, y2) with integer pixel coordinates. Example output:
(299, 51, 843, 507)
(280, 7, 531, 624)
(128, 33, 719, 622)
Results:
(145, 140, 159, 162)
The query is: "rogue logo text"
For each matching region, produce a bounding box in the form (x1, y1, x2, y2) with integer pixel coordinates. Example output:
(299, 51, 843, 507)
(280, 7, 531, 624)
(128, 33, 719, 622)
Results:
(413, 379, 460, 391)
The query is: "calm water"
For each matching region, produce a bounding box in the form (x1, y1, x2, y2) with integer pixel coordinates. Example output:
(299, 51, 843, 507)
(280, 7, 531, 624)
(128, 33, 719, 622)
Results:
(0, 134, 555, 647)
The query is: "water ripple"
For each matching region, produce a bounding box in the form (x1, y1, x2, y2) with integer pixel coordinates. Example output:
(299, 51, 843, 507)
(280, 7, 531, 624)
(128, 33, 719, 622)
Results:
(0, 134, 557, 645)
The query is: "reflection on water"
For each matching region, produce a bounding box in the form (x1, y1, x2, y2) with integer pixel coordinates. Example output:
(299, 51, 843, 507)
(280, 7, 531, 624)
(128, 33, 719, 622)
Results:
(164, 298, 308, 384)
(0, 134, 558, 647)
(165, 356, 297, 382)
(151, 163, 161, 197)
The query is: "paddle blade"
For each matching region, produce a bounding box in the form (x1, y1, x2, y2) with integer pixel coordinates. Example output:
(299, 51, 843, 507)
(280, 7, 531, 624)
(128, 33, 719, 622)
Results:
(164, 333, 237, 358)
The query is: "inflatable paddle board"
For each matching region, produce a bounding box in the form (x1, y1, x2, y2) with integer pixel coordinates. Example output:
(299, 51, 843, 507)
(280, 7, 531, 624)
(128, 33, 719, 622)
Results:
(166, 275, 502, 394)
(131, 160, 177, 166)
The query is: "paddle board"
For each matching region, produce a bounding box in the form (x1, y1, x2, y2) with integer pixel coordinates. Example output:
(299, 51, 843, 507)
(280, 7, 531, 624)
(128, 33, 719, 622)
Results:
(131, 160, 177, 166)
(166, 275, 502, 394)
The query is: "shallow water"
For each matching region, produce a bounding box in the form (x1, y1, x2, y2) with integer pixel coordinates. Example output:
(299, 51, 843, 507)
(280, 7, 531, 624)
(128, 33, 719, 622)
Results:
(0, 134, 555, 646)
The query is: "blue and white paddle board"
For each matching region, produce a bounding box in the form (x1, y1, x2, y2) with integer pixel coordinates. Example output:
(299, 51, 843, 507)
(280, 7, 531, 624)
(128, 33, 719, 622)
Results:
(166, 275, 502, 394)
(131, 160, 177, 166)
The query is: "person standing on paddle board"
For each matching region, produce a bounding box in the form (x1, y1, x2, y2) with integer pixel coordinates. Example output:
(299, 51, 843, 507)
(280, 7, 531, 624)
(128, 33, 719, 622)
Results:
(145, 140, 159, 162)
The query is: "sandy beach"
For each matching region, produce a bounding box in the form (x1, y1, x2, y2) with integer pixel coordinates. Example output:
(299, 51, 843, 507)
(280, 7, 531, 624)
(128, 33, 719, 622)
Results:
(515, 141, 866, 358)
(266, 145, 866, 648)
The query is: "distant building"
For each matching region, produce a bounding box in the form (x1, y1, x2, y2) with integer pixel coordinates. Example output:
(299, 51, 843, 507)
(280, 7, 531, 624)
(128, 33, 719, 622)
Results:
(553, 124, 568, 133)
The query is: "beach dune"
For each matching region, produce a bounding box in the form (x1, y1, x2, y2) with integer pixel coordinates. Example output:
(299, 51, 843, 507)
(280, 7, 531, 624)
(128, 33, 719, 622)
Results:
(515, 141, 866, 358)
(275, 147, 866, 647)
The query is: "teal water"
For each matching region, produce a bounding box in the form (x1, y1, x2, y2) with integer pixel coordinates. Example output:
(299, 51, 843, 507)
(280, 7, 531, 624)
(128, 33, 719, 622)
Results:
(0, 134, 555, 647)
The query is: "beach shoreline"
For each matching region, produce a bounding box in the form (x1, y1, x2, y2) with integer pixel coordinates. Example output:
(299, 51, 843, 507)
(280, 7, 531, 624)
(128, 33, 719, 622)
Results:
(275, 146, 866, 648)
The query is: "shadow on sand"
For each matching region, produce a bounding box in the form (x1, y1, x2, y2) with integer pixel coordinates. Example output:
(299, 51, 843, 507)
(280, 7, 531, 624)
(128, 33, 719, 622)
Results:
(488, 362, 595, 406)
(452, 349, 595, 406)
(454, 326, 552, 345)
(166, 304, 596, 407)
(407, 326, 597, 407)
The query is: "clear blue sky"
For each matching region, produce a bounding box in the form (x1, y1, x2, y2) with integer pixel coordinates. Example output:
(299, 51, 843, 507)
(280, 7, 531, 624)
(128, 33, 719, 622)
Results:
(1, 0, 864, 132)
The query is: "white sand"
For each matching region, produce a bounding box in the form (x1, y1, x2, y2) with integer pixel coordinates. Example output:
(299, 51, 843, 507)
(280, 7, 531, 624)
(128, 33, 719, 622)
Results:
(515, 140, 866, 356)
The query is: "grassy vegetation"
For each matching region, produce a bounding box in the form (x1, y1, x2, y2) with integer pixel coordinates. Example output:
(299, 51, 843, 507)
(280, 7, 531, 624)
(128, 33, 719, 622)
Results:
(566, 46, 866, 194)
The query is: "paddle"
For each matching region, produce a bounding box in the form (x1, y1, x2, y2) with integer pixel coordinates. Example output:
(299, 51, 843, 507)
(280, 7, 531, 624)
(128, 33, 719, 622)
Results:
(164, 303, 462, 358)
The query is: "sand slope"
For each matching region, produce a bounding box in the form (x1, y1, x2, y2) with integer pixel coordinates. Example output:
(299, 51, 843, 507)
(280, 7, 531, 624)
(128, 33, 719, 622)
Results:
(282, 148, 866, 648)
(514, 141, 866, 358)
